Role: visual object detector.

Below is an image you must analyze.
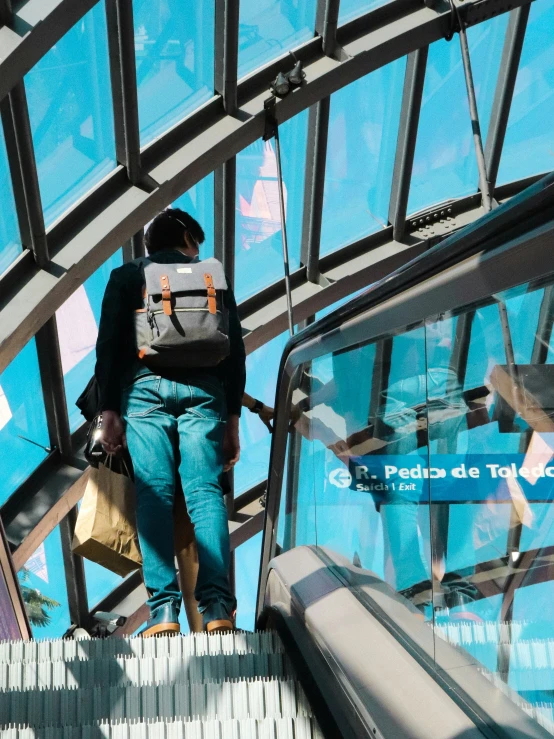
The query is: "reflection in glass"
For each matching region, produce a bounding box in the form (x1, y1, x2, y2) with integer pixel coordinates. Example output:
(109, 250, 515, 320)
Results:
(60, 251, 123, 432)
(134, 0, 215, 146)
(320, 58, 405, 256)
(235, 111, 308, 302)
(172, 174, 215, 260)
(235, 332, 289, 495)
(0, 124, 22, 276)
(278, 265, 554, 729)
(282, 325, 432, 608)
(17, 528, 70, 640)
(25, 1, 116, 226)
(426, 278, 554, 730)
(408, 15, 508, 215)
(238, 0, 317, 79)
(0, 339, 50, 505)
(497, 0, 554, 184)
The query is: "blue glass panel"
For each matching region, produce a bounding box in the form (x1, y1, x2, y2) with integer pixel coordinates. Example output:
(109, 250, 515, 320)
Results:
(60, 250, 123, 432)
(464, 304, 507, 391)
(0, 339, 50, 505)
(84, 560, 123, 610)
(235, 531, 262, 631)
(134, 0, 215, 146)
(0, 124, 22, 275)
(506, 287, 545, 364)
(235, 331, 289, 495)
(338, 0, 389, 24)
(172, 173, 215, 260)
(408, 15, 508, 215)
(498, 0, 554, 184)
(320, 58, 405, 256)
(25, 2, 116, 226)
(17, 527, 71, 640)
(238, 0, 317, 79)
(235, 110, 308, 303)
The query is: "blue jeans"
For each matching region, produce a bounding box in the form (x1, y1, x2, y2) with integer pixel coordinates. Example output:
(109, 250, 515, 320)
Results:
(121, 375, 236, 615)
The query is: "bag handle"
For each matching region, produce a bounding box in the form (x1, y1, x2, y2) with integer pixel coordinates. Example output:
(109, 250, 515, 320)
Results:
(105, 453, 132, 479)
(204, 273, 217, 315)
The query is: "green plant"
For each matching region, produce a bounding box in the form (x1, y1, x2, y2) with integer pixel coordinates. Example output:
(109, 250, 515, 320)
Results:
(18, 567, 60, 628)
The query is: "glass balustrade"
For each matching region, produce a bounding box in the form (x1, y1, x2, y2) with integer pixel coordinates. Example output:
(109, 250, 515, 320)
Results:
(275, 267, 554, 733)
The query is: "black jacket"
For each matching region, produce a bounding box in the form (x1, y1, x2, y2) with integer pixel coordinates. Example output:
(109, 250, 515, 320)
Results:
(95, 250, 246, 416)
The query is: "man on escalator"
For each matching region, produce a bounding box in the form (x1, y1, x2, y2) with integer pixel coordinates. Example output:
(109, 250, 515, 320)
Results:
(94, 208, 246, 636)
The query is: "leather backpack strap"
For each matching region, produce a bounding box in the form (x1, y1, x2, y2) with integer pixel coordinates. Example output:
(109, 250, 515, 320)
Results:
(160, 275, 172, 316)
(204, 273, 217, 315)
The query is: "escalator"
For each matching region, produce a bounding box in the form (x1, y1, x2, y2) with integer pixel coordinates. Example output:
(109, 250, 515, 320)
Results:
(1, 172, 554, 737)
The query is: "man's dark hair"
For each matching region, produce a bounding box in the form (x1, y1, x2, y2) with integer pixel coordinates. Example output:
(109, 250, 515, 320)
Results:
(145, 208, 205, 254)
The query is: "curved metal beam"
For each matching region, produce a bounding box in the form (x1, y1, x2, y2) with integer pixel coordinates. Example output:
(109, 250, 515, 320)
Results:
(0, 0, 532, 373)
(0, 0, 99, 103)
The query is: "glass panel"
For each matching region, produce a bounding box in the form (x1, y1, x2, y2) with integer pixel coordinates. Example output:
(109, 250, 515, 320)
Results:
(0, 123, 22, 276)
(497, 0, 554, 185)
(25, 1, 116, 226)
(235, 110, 308, 303)
(464, 304, 507, 392)
(320, 57, 405, 256)
(408, 15, 508, 215)
(0, 339, 50, 505)
(60, 251, 123, 432)
(83, 559, 123, 610)
(238, 0, 317, 79)
(235, 531, 263, 631)
(427, 277, 554, 730)
(235, 331, 289, 495)
(134, 0, 215, 146)
(172, 173, 215, 260)
(338, 0, 390, 25)
(17, 527, 71, 640)
(280, 325, 433, 612)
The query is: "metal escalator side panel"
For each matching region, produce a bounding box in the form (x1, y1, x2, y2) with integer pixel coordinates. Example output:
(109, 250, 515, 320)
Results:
(264, 545, 487, 739)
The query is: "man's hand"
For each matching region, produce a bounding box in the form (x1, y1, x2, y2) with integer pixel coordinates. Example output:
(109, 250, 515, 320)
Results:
(101, 410, 126, 455)
(223, 415, 240, 471)
(258, 404, 274, 433)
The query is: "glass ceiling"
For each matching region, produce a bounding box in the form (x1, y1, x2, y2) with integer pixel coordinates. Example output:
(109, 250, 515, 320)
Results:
(0, 0, 552, 636)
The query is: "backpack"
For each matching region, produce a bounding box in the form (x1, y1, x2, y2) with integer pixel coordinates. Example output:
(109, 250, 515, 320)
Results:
(134, 257, 230, 368)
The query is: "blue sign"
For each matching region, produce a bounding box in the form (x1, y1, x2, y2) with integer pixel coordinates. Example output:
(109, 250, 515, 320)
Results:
(340, 454, 554, 503)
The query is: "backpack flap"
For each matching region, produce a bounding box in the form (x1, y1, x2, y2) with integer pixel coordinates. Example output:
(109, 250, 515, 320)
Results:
(136, 258, 231, 368)
(144, 259, 227, 301)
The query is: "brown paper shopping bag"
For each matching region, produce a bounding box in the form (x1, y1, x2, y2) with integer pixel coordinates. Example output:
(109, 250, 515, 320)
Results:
(72, 458, 142, 577)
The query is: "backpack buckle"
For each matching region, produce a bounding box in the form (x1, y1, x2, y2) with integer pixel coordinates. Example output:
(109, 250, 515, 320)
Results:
(160, 275, 172, 316)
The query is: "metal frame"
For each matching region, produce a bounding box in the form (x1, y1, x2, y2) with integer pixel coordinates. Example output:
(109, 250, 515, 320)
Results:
(105, 0, 141, 185)
(0, 0, 539, 634)
(388, 47, 428, 242)
(3, 82, 49, 267)
(485, 5, 531, 193)
(0, 0, 534, 374)
(301, 97, 330, 284)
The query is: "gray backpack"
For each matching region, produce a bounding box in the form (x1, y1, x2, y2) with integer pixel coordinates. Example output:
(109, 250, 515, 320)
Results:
(134, 257, 230, 367)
